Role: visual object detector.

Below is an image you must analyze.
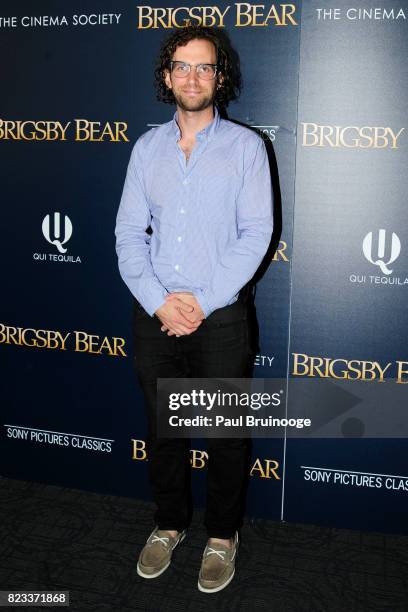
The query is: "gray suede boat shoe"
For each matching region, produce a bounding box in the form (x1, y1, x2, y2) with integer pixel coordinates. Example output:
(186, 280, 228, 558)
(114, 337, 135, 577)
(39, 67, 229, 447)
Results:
(137, 527, 187, 578)
(198, 531, 239, 593)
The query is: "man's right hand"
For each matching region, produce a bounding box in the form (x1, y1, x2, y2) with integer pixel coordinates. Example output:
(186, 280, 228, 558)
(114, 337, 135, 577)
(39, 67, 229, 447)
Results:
(155, 298, 202, 336)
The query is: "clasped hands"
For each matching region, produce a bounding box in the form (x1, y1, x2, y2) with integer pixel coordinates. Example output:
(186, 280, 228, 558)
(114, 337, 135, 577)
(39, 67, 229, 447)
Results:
(155, 292, 205, 336)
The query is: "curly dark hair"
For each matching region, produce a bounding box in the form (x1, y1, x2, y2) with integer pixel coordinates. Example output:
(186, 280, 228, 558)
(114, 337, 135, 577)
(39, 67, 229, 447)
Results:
(154, 25, 241, 109)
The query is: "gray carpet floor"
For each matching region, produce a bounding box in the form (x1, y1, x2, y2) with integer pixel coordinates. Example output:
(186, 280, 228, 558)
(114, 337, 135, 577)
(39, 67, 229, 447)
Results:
(0, 476, 407, 612)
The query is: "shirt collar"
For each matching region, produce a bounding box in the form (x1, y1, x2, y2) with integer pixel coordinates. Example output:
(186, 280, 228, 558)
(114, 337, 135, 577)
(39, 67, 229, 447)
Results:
(172, 106, 220, 142)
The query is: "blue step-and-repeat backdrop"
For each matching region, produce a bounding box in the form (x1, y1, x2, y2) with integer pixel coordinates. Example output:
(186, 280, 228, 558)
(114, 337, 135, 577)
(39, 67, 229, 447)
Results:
(1, 0, 407, 534)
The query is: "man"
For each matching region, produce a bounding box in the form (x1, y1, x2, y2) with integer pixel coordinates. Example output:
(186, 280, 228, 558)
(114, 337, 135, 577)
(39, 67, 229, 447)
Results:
(115, 25, 273, 593)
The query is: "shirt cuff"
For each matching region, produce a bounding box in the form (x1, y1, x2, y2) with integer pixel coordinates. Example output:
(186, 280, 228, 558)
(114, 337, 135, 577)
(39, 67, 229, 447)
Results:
(193, 290, 213, 319)
(140, 283, 168, 317)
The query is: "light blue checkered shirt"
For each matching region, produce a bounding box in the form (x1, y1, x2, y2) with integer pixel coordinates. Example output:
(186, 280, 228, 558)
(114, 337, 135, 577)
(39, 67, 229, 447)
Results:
(115, 107, 273, 317)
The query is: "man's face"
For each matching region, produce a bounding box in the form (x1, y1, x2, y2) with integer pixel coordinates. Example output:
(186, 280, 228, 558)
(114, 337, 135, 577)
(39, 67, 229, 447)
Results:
(164, 38, 219, 112)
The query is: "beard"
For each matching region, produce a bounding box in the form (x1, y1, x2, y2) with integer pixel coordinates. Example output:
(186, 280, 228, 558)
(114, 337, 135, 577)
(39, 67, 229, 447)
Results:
(172, 88, 216, 112)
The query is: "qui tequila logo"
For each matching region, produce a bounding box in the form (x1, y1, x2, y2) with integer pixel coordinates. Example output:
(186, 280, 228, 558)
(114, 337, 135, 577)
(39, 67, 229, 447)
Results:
(362, 229, 401, 275)
(42, 212, 73, 253)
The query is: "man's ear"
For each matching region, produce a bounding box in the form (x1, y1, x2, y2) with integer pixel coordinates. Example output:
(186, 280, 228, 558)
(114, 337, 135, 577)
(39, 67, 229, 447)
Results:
(164, 69, 172, 90)
(217, 73, 224, 89)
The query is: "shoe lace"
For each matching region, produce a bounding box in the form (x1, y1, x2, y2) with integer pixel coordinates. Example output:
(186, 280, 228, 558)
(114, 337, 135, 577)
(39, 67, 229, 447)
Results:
(206, 547, 227, 560)
(151, 535, 170, 547)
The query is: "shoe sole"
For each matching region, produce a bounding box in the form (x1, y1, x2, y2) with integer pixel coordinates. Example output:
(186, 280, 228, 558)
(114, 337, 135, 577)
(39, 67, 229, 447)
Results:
(137, 531, 186, 579)
(197, 567, 235, 593)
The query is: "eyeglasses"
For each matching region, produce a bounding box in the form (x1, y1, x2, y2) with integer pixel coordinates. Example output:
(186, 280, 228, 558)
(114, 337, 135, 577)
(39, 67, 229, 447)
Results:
(169, 61, 218, 80)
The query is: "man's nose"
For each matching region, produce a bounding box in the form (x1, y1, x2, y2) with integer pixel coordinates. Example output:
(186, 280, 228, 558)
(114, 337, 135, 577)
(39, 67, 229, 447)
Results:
(186, 67, 200, 85)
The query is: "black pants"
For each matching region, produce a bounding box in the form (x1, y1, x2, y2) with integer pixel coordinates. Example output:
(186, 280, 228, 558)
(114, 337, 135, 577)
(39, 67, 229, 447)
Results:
(133, 296, 251, 539)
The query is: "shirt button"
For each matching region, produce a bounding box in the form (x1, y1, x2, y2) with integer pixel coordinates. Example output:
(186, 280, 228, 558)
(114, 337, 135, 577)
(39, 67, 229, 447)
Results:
(177, 236, 182, 242)
(174, 264, 180, 271)
(180, 208, 185, 214)
(182, 178, 189, 185)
